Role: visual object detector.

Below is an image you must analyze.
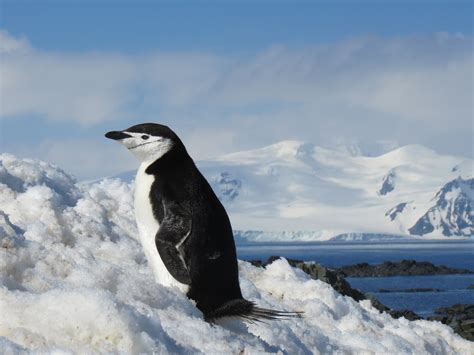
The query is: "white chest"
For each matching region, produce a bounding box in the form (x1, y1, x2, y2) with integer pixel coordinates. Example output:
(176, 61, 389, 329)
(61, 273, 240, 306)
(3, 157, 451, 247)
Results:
(134, 163, 189, 292)
(134, 164, 160, 239)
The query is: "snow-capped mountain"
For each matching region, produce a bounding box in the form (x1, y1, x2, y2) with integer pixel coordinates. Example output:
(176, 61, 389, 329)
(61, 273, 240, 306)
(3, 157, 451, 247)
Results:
(333, 138, 400, 157)
(114, 141, 473, 240)
(408, 177, 473, 237)
(198, 142, 473, 240)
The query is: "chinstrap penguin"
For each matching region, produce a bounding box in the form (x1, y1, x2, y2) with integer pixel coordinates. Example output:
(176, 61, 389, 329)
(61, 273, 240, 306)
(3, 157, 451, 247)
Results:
(105, 123, 301, 322)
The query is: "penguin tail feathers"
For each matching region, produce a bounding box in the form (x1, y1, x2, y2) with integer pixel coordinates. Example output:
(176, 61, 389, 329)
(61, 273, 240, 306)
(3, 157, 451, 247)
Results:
(205, 299, 303, 323)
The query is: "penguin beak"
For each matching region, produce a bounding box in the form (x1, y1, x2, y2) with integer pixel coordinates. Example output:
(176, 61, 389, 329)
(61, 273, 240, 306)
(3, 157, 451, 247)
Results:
(105, 131, 132, 140)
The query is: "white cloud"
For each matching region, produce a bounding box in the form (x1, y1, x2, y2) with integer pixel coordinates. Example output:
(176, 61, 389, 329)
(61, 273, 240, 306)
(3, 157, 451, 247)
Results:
(1, 51, 138, 124)
(0, 30, 30, 54)
(2, 30, 471, 123)
(35, 139, 137, 180)
(182, 128, 237, 160)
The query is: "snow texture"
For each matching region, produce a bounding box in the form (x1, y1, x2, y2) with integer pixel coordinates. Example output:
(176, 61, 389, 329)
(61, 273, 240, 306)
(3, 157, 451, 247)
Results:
(0, 153, 473, 353)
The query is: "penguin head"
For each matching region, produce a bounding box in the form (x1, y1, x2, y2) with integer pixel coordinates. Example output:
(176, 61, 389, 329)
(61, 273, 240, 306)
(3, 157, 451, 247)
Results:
(105, 123, 184, 162)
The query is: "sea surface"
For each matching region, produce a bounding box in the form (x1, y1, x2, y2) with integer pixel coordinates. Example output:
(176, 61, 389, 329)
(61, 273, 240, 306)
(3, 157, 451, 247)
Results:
(236, 240, 474, 317)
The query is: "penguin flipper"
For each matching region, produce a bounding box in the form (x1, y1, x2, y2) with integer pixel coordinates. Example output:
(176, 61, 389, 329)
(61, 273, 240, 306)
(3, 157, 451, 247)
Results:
(155, 220, 192, 285)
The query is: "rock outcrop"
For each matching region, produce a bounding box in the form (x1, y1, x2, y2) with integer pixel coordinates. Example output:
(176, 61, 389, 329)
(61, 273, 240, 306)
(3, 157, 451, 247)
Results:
(337, 259, 473, 277)
(429, 304, 474, 341)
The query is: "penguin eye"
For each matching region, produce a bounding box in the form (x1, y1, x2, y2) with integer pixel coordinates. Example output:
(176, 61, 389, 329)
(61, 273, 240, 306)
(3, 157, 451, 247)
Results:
(141, 135, 149, 140)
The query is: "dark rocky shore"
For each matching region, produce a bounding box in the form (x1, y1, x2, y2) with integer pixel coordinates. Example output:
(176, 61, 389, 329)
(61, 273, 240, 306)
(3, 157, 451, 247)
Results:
(337, 259, 473, 277)
(250, 256, 473, 341)
(378, 287, 442, 293)
(429, 304, 474, 341)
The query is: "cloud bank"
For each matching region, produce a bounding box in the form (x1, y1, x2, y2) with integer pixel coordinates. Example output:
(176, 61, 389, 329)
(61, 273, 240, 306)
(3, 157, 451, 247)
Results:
(0, 30, 472, 178)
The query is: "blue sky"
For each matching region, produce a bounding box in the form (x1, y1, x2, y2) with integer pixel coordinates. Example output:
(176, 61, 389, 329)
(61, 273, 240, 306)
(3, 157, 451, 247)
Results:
(3, 2, 472, 52)
(1, 1, 473, 179)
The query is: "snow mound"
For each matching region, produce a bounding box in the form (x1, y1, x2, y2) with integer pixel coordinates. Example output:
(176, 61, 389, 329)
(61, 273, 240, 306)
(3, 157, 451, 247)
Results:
(0, 153, 472, 353)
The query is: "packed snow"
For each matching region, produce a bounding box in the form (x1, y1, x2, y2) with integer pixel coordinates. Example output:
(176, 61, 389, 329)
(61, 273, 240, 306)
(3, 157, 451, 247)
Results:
(1, 153, 473, 353)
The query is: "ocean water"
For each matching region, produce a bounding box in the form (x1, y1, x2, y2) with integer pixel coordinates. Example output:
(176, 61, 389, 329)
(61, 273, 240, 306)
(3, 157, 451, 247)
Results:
(236, 240, 474, 269)
(236, 240, 474, 316)
(347, 274, 474, 317)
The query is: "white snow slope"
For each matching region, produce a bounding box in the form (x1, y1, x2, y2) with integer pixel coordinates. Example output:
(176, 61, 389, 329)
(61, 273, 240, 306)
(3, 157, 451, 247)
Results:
(1, 153, 473, 353)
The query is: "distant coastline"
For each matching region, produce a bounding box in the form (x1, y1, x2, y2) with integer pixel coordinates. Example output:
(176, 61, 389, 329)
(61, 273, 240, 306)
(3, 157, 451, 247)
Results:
(337, 259, 473, 277)
(235, 237, 474, 246)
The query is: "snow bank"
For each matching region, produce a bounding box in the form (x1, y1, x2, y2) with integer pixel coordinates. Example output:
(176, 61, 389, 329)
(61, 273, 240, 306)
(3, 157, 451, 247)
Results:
(0, 153, 472, 353)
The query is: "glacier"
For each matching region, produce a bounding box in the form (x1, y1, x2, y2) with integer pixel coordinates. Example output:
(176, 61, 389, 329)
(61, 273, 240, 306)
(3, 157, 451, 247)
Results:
(0, 153, 473, 353)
